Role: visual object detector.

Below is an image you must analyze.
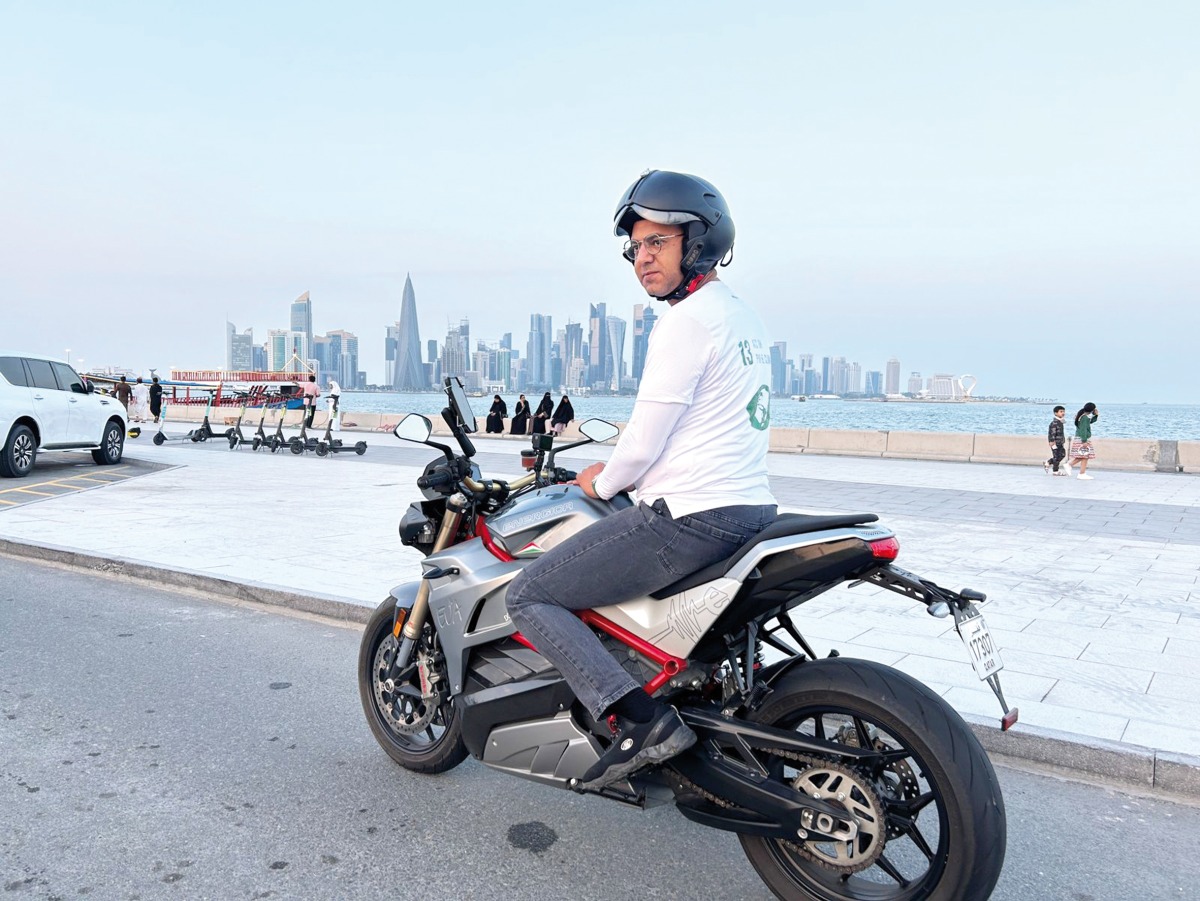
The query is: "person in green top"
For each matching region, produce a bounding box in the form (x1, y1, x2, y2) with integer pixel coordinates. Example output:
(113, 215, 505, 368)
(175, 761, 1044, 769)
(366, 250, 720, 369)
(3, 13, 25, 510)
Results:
(1070, 402, 1100, 479)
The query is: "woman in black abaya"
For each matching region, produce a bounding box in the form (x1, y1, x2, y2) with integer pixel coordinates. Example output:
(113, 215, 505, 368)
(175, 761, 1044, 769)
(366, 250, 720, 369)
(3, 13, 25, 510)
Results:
(530, 391, 554, 434)
(510, 394, 530, 435)
(485, 394, 508, 433)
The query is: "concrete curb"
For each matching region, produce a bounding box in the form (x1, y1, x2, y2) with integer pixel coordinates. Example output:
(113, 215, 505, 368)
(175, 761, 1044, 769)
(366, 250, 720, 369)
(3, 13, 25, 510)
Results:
(0, 537, 373, 626)
(4, 536, 1199, 800)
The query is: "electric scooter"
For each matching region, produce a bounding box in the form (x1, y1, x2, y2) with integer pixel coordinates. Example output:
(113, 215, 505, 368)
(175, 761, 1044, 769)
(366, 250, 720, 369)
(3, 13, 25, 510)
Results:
(186, 390, 220, 442)
(227, 387, 267, 449)
(315, 398, 367, 456)
(289, 401, 321, 455)
(264, 400, 290, 452)
(152, 397, 174, 445)
(250, 393, 279, 451)
(226, 391, 252, 449)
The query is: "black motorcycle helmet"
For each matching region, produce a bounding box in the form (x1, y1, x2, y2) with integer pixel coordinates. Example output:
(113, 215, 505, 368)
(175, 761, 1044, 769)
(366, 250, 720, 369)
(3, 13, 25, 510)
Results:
(613, 169, 735, 301)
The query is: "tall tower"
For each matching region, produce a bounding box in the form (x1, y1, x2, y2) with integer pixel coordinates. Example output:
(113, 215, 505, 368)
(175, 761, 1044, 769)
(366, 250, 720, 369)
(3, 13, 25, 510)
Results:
(393, 274, 426, 390)
(606, 316, 626, 391)
(290, 292, 313, 363)
(526, 313, 552, 388)
(885, 358, 901, 395)
(632, 304, 657, 383)
(588, 303, 608, 388)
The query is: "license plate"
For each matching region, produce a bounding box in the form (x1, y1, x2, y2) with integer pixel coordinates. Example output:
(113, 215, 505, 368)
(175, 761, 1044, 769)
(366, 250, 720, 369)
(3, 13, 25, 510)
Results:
(958, 613, 1003, 680)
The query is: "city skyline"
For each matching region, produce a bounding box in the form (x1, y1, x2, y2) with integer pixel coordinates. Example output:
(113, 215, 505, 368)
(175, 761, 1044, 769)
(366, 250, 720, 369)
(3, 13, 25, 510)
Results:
(218, 277, 994, 399)
(4, 5, 1195, 403)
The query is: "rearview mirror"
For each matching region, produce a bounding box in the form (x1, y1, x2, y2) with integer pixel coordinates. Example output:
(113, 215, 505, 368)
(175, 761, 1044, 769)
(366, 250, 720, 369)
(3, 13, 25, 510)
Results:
(579, 419, 619, 443)
(394, 413, 433, 444)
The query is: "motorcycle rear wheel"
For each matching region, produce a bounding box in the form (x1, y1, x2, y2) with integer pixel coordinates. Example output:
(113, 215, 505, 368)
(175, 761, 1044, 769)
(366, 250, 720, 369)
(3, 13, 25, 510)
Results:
(357, 596, 468, 774)
(739, 657, 1005, 901)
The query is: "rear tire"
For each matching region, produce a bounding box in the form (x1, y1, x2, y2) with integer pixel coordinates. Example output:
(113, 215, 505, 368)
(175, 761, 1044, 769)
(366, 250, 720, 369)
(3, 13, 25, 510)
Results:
(91, 421, 124, 465)
(1, 424, 37, 478)
(357, 596, 468, 774)
(739, 658, 1006, 901)
(355, 442, 367, 455)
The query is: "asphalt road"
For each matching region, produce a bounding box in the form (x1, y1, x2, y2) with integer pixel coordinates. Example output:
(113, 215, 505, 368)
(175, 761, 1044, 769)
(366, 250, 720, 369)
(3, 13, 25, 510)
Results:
(3, 555, 1198, 901)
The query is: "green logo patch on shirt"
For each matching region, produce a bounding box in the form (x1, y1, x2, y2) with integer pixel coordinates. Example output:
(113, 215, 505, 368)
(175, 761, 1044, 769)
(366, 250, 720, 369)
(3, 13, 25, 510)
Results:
(746, 385, 771, 431)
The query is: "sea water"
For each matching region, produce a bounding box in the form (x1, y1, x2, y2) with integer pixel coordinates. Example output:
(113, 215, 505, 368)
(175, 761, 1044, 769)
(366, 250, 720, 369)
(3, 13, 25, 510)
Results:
(338, 394, 1198, 441)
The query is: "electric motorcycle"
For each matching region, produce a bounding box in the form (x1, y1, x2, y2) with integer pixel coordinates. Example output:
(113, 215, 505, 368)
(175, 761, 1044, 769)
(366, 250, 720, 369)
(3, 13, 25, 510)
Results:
(358, 377, 1014, 900)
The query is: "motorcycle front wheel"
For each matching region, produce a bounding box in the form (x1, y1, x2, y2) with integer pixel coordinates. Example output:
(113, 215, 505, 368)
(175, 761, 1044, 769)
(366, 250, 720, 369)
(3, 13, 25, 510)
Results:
(357, 596, 468, 774)
(740, 657, 1006, 901)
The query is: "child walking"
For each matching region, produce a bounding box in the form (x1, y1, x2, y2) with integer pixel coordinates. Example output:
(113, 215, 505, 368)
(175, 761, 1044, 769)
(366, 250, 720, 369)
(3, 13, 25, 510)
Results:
(1044, 405, 1068, 475)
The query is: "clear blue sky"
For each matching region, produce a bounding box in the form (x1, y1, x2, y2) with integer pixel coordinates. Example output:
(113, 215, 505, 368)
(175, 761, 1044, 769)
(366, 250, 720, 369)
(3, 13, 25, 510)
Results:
(2, 1, 1196, 402)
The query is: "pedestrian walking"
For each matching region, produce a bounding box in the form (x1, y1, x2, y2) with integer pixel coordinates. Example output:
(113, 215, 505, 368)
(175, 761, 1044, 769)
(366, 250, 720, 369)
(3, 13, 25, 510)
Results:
(1044, 405, 1068, 475)
(130, 377, 150, 422)
(510, 395, 529, 435)
(149, 376, 163, 423)
(1070, 402, 1100, 479)
(550, 395, 574, 435)
(113, 375, 132, 410)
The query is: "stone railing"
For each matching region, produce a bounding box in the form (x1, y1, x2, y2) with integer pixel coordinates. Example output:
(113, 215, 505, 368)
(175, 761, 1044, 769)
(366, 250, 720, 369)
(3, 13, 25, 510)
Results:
(162, 407, 1197, 473)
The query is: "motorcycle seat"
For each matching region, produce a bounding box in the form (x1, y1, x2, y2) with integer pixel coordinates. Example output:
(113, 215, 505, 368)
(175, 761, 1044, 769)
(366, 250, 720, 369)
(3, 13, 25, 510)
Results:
(649, 512, 879, 599)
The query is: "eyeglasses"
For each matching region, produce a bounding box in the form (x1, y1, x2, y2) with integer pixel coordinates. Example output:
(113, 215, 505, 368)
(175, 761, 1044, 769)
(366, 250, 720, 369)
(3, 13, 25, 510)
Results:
(622, 233, 682, 262)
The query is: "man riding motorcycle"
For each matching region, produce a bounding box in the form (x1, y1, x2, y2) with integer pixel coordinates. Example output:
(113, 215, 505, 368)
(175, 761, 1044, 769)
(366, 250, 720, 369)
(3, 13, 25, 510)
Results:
(506, 170, 779, 790)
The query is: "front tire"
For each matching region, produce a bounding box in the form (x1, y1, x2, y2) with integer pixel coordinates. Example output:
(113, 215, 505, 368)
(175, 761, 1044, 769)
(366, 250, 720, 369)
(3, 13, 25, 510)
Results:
(740, 658, 1006, 901)
(1, 424, 37, 478)
(357, 596, 468, 774)
(91, 421, 124, 465)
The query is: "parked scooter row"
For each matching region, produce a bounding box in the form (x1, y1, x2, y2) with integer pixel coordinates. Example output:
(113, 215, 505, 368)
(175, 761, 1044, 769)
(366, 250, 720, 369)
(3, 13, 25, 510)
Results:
(149, 390, 366, 457)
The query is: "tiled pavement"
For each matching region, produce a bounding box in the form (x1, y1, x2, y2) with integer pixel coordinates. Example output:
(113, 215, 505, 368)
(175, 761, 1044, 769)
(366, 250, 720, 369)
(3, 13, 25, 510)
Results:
(1, 429, 1197, 781)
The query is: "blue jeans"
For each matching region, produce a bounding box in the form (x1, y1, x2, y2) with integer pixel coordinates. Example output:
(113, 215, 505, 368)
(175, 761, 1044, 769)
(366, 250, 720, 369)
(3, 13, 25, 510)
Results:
(505, 500, 777, 720)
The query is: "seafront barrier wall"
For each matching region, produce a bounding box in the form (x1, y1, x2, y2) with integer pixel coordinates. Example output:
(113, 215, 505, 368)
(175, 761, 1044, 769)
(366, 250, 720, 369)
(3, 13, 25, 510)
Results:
(164, 406, 1197, 473)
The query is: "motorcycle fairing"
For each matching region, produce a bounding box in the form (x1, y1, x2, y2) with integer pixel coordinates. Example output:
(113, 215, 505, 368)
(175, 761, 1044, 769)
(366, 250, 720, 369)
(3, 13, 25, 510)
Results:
(419, 523, 898, 703)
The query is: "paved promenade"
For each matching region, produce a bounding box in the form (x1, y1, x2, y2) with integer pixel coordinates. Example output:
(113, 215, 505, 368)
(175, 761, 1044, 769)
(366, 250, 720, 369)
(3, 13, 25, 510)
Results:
(2, 426, 1198, 796)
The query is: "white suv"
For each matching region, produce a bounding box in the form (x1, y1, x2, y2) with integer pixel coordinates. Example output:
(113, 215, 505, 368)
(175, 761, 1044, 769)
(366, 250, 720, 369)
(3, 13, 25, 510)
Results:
(0, 353, 127, 478)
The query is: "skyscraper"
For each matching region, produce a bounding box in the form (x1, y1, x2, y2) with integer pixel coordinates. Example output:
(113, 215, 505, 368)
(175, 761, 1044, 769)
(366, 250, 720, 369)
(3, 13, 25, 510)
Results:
(631, 303, 657, 383)
(226, 322, 252, 371)
(290, 292, 313, 364)
(588, 303, 608, 389)
(885, 358, 901, 395)
(393, 274, 426, 391)
(606, 316, 626, 391)
(526, 313, 552, 388)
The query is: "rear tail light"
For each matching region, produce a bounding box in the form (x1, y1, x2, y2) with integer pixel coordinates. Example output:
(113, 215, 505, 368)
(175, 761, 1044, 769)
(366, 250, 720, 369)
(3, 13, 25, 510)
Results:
(869, 537, 900, 560)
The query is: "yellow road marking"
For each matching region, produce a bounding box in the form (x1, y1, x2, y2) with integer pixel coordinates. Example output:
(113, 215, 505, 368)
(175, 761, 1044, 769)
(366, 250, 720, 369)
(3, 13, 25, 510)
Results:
(13, 487, 55, 496)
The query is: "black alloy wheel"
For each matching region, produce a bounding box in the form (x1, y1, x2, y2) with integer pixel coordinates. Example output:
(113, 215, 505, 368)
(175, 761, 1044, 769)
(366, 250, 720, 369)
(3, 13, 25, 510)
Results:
(357, 596, 468, 775)
(739, 658, 1006, 901)
(1, 424, 37, 478)
(91, 421, 124, 465)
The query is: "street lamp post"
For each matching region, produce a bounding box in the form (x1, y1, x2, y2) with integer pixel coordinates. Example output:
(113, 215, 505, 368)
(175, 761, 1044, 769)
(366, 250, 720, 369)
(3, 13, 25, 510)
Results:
(65, 349, 71, 365)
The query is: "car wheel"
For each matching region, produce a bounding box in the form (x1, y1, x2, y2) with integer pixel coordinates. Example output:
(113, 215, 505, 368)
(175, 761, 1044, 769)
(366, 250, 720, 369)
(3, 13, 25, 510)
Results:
(91, 421, 124, 465)
(1, 424, 37, 478)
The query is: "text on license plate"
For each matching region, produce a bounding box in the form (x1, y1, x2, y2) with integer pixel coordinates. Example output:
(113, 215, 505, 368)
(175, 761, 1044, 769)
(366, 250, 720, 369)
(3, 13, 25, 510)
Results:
(958, 613, 1003, 680)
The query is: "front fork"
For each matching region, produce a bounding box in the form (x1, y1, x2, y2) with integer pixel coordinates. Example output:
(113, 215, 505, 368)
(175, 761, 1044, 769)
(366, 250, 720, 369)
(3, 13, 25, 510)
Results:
(386, 493, 469, 680)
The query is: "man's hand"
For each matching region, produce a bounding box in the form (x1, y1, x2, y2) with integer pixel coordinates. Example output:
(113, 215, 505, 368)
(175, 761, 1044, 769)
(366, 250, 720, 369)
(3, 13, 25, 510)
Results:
(572, 461, 606, 498)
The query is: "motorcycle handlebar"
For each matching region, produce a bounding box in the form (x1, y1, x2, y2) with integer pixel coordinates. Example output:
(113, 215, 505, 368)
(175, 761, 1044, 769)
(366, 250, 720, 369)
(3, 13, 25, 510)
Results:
(417, 468, 456, 491)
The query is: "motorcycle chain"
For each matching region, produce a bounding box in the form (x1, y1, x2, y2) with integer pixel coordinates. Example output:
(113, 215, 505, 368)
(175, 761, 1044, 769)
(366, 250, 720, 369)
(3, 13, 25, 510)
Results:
(672, 748, 886, 875)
